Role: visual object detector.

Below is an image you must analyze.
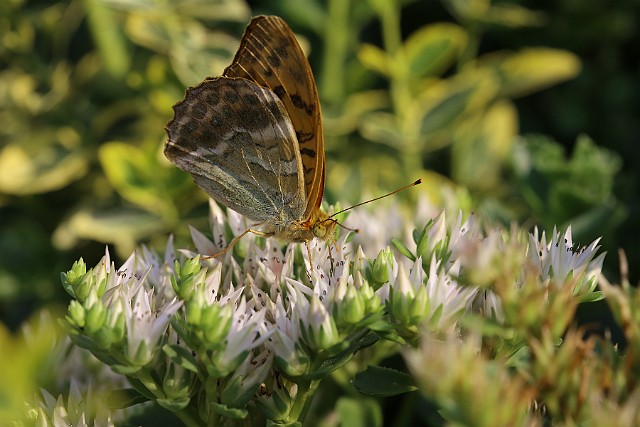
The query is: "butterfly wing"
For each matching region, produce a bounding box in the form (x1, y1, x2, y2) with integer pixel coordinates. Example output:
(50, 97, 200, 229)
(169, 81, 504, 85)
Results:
(165, 77, 306, 226)
(223, 15, 325, 220)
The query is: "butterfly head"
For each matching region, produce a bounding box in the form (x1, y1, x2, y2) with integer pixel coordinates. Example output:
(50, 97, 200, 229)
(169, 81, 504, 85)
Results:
(309, 208, 338, 241)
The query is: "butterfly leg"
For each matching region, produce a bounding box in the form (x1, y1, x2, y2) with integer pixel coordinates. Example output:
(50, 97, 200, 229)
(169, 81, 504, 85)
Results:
(327, 239, 336, 281)
(201, 228, 273, 260)
(303, 239, 316, 277)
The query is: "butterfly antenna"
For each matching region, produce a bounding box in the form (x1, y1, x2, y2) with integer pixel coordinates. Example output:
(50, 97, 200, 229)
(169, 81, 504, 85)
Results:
(337, 222, 359, 233)
(328, 179, 423, 219)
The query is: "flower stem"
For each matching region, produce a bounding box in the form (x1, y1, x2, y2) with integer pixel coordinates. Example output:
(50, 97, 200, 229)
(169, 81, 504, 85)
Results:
(288, 378, 321, 423)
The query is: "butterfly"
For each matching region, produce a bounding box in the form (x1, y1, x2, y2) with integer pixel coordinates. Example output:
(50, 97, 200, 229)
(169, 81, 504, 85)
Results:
(165, 15, 337, 259)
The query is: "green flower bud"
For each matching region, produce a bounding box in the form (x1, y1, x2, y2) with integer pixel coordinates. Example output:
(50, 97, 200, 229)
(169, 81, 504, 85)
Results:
(336, 284, 366, 327)
(163, 361, 193, 401)
(305, 297, 339, 351)
(61, 259, 87, 300)
(370, 248, 394, 285)
(273, 342, 311, 378)
(94, 301, 125, 348)
(356, 275, 382, 315)
(67, 300, 86, 328)
(255, 381, 295, 422)
(171, 257, 205, 301)
(85, 299, 107, 335)
(202, 304, 233, 347)
(129, 339, 152, 367)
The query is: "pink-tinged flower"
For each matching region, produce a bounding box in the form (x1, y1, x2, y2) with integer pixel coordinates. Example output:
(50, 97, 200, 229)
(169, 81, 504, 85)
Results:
(389, 256, 477, 336)
(124, 286, 182, 367)
(528, 226, 604, 293)
(209, 299, 274, 376)
(266, 296, 310, 377)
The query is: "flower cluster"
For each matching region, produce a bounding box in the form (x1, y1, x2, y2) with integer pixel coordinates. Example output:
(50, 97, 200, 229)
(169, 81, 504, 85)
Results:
(50, 200, 605, 425)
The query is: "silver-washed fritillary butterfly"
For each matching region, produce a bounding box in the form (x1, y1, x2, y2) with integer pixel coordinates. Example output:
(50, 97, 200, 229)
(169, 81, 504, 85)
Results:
(165, 16, 334, 256)
(165, 15, 421, 259)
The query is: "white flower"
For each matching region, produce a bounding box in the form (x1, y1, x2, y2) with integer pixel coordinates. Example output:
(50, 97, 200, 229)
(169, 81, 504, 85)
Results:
(124, 286, 182, 366)
(528, 226, 605, 291)
(423, 257, 477, 330)
(30, 380, 114, 427)
(211, 299, 274, 375)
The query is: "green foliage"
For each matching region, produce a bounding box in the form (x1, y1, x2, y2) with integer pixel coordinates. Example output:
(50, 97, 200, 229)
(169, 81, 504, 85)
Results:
(353, 366, 417, 397)
(2, 0, 640, 423)
(510, 134, 625, 241)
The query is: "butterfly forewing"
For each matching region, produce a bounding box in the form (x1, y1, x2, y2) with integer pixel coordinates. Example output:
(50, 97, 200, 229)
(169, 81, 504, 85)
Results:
(165, 77, 306, 226)
(223, 15, 325, 221)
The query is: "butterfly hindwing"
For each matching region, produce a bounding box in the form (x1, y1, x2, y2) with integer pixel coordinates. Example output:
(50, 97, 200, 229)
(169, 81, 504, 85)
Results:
(223, 15, 325, 220)
(165, 77, 306, 225)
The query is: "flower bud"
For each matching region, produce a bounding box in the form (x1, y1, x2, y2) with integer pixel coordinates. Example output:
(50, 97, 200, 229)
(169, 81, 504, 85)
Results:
(171, 257, 205, 301)
(336, 284, 366, 327)
(66, 300, 85, 328)
(370, 248, 394, 286)
(85, 299, 107, 335)
(61, 259, 88, 300)
(304, 296, 339, 351)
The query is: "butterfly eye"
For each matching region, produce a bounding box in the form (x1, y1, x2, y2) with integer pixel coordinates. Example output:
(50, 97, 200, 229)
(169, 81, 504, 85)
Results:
(312, 222, 327, 238)
(313, 219, 338, 239)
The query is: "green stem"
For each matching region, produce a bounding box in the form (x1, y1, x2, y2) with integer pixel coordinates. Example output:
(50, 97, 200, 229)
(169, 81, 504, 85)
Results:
(378, 2, 421, 177)
(83, 0, 130, 77)
(288, 378, 321, 423)
(320, 0, 351, 106)
(131, 369, 206, 426)
(174, 402, 206, 427)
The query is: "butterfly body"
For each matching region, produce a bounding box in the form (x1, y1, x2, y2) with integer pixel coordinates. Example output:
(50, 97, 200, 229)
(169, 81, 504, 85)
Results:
(165, 16, 335, 248)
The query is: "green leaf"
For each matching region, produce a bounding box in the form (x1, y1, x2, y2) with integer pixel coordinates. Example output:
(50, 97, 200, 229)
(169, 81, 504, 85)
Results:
(358, 44, 391, 77)
(578, 291, 604, 303)
(358, 112, 403, 146)
(106, 388, 150, 409)
(403, 23, 468, 79)
(163, 344, 200, 374)
(446, 0, 546, 28)
(392, 239, 415, 261)
(52, 206, 165, 254)
(210, 401, 248, 419)
(112, 364, 144, 375)
(99, 142, 176, 216)
(0, 142, 88, 195)
(157, 397, 191, 411)
(336, 397, 383, 427)
(451, 101, 518, 191)
(415, 225, 430, 259)
(511, 134, 624, 231)
(305, 333, 379, 380)
(415, 71, 498, 137)
(352, 366, 417, 397)
(477, 48, 581, 99)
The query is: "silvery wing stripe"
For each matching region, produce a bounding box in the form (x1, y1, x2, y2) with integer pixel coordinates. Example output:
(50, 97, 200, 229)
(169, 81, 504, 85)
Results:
(223, 16, 325, 221)
(217, 79, 303, 218)
(164, 77, 306, 226)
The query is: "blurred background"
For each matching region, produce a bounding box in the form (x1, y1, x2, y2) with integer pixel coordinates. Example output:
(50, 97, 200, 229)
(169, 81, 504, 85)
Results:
(0, 0, 638, 404)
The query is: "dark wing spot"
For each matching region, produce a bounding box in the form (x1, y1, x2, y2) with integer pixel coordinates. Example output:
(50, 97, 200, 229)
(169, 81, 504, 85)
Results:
(272, 85, 286, 99)
(290, 94, 305, 109)
(291, 94, 315, 116)
(276, 39, 290, 58)
(205, 91, 220, 107)
(225, 89, 240, 104)
(300, 148, 316, 158)
(243, 93, 260, 106)
(190, 102, 208, 120)
(296, 131, 314, 143)
(267, 52, 281, 68)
